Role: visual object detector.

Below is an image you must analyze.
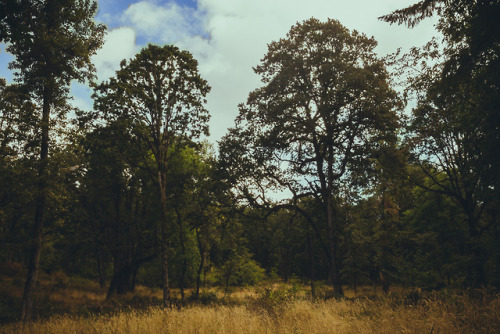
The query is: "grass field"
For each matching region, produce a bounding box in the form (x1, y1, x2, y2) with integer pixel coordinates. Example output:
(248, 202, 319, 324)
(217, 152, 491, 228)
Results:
(1, 264, 499, 333)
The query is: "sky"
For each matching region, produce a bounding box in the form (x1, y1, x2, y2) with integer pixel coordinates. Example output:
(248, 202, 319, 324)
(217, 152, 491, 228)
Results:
(0, 0, 438, 144)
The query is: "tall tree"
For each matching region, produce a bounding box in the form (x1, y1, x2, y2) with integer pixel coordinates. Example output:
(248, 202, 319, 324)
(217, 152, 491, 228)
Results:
(0, 0, 105, 320)
(93, 44, 210, 306)
(219, 18, 400, 297)
(382, 0, 500, 285)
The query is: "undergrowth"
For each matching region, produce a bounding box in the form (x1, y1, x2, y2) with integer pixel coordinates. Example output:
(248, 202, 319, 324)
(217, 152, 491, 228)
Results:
(1, 264, 499, 333)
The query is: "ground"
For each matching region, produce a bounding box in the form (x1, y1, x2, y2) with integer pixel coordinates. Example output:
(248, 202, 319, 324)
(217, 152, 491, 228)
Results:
(0, 263, 499, 333)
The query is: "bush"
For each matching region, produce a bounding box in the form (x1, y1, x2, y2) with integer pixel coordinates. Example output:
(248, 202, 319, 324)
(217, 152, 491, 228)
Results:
(215, 255, 266, 289)
(251, 286, 298, 316)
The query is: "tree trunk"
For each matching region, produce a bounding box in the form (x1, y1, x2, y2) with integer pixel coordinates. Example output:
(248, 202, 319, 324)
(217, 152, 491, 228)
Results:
(224, 267, 232, 294)
(326, 194, 343, 298)
(175, 207, 187, 300)
(158, 171, 170, 306)
(21, 89, 50, 322)
(194, 229, 205, 299)
(379, 271, 390, 294)
(106, 264, 136, 297)
(464, 202, 485, 286)
(307, 230, 316, 298)
(97, 255, 106, 289)
(179, 229, 186, 300)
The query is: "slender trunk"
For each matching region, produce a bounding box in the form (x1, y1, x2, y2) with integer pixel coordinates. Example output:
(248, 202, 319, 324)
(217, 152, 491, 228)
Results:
(131, 265, 138, 292)
(379, 271, 390, 294)
(326, 194, 343, 298)
(174, 205, 187, 300)
(158, 171, 170, 306)
(97, 255, 106, 289)
(307, 230, 316, 299)
(195, 229, 205, 298)
(224, 268, 232, 294)
(465, 209, 485, 286)
(21, 89, 50, 322)
(179, 223, 186, 300)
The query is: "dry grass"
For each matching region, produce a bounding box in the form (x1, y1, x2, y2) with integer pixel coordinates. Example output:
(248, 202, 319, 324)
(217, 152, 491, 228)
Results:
(1, 288, 499, 333)
(1, 264, 498, 333)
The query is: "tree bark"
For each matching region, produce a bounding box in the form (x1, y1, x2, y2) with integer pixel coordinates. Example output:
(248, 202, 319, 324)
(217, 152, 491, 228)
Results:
(464, 207, 485, 286)
(106, 264, 136, 297)
(307, 230, 316, 298)
(326, 194, 344, 298)
(179, 226, 187, 300)
(379, 271, 390, 294)
(21, 88, 50, 322)
(194, 229, 205, 299)
(175, 205, 187, 300)
(97, 255, 106, 289)
(158, 171, 170, 306)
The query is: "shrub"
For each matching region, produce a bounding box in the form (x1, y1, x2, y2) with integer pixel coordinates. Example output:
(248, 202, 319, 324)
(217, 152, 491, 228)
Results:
(251, 286, 298, 317)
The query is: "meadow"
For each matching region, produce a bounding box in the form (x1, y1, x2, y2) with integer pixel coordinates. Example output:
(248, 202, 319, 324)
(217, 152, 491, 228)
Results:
(1, 263, 499, 333)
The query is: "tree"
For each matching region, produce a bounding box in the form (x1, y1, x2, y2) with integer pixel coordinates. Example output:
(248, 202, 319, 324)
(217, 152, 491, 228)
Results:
(93, 44, 210, 306)
(382, 0, 500, 285)
(402, 175, 469, 287)
(0, 0, 105, 320)
(0, 80, 37, 266)
(79, 121, 159, 297)
(219, 18, 400, 297)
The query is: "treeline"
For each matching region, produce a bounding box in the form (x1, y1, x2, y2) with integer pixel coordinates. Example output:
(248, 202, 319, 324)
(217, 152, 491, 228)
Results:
(0, 0, 499, 321)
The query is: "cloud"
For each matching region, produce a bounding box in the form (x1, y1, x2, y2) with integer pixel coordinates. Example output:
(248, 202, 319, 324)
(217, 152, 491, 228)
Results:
(92, 27, 138, 82)
(0, 1, 437, 143)
(95, 0, 438, 143)
(69, 84, 93, 112)
(66, 27, 138, 115)
(122, 1, 206, 43)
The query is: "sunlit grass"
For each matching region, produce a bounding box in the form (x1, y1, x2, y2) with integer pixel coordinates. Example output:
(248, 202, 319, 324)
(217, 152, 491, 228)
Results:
(1, 265, 498, 333)
(3, 290, 499, 333)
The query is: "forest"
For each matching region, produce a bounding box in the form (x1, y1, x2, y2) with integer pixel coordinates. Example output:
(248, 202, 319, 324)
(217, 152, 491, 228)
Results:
(0, 0, 499, 332)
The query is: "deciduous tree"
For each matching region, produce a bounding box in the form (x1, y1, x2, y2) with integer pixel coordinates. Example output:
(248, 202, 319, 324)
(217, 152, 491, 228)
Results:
(219, 18, 400, 297)
(0, 0, 105, 320)
(93, 44, 210, 305)
(383, 0, 500, 285)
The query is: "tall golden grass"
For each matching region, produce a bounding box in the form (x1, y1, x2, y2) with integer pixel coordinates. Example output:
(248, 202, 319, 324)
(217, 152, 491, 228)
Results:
(1, 265, 498, 333)
(2, 288, 499, 333)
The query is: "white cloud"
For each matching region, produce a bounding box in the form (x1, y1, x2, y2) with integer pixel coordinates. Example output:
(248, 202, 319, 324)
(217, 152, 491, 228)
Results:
(0, 0, 439, 144)
(65, 27, 138, 115)
(92, 27, 138, 82)
(97, 0, 438, 143)
(122, 1, 205, 43)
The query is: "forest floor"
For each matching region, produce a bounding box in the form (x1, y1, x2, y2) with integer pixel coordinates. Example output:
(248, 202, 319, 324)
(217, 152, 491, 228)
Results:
(1, 263, 499, 333)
